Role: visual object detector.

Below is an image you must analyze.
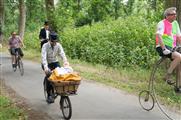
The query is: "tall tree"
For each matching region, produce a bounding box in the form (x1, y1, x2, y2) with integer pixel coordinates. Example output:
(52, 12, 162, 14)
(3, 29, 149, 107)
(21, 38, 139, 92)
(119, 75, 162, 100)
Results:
(18, 0, 26, 40)
(77, 0, 81, 12)
(26, 0, 45, 25)
(45, 0, 56, 31)
(113, 0, 121, 19)
(165, 0, 181, 26)
(87, 0, 112, 23)
(0, 0, 4, 43)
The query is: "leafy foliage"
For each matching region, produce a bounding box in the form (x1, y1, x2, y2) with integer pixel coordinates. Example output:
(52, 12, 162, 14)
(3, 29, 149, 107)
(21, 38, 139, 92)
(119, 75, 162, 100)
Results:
(0, 96, 25, 119)
(62, 15, 157, 69)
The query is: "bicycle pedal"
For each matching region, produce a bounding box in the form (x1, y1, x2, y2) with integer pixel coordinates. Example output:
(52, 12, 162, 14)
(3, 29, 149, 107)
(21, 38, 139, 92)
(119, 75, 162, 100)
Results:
(166, 80, 175, 86)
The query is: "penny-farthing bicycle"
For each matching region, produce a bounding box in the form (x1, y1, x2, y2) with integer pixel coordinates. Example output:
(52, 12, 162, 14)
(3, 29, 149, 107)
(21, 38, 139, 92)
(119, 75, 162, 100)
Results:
(139, 54, 181, 120)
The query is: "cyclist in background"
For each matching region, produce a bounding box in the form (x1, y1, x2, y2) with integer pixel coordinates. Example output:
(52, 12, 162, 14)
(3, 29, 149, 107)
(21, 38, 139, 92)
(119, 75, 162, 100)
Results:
(8, 31, 24, 70)
(39, 21, 50, 49)
(41, 32, 69, 103)
(155, 7, 181, 93)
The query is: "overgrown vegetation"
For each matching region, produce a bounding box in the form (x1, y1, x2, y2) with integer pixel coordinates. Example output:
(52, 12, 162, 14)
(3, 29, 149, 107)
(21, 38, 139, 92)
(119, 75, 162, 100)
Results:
(61, 15, 158, 69)
(0, 95, 26, 119)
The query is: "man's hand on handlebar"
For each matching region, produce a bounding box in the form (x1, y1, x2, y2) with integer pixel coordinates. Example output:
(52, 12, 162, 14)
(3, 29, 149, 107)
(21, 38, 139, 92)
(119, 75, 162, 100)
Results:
(44, 68, 52, 75)
(63, 61, 69, 67)
(163, 48, 171, 55)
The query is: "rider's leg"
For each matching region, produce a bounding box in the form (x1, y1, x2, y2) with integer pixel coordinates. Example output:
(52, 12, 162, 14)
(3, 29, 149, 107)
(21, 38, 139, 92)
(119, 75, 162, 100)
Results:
(168, 51, 181, 73)
(45, 75, 54, 103)
(11, 55, 15, 64)
(45, 76, 52, 96)
(166, 51, 181, 83)
(45, 62, 60, 103)
(10, 48, 16, 68)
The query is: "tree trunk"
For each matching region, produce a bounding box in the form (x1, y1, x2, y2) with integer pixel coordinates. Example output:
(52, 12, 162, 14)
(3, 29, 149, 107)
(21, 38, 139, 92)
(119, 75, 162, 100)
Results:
(165, 0, 181, 26)
(114, 0, 120, 20)
(18, 0, 26, 40)
(176, 0, 181, 27)
(45, 0, 56, 31)
(77, 0, 81, 11)
(0, 0, 4, 43)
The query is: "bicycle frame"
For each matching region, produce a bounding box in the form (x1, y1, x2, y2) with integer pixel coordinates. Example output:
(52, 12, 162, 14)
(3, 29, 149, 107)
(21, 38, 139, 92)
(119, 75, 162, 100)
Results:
(148, 57, 167, 93)
(14, 49, 24, 76)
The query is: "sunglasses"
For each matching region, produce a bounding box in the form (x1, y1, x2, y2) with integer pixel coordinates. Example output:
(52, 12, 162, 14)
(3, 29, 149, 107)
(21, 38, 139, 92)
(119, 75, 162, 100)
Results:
(168, 13, 176, 16)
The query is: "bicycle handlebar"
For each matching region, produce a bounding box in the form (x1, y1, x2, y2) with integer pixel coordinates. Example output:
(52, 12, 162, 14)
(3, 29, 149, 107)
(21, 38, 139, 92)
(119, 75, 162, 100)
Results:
(172, 46, 181, 53)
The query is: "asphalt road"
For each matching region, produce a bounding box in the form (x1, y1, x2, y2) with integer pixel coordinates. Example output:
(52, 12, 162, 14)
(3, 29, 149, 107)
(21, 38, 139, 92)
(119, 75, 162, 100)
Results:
(0, 52, 180, 120)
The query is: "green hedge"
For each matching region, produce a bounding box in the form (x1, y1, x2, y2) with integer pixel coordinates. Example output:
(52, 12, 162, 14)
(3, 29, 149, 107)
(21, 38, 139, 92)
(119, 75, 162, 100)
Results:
(61, 16, 158, 68)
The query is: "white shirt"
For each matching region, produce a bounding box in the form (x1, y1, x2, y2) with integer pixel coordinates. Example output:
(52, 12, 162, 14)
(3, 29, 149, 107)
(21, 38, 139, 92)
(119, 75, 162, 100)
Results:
(46, 30, 49, 39)
(41, 42, 68, 70)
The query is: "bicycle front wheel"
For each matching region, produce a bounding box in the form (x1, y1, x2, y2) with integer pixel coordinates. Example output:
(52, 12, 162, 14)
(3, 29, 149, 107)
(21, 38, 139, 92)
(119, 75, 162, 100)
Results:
(60, 96, 72, 120)
(153, 59, 181, 120)
(18, 59, 24, 76)
(139, 90, 154, 111)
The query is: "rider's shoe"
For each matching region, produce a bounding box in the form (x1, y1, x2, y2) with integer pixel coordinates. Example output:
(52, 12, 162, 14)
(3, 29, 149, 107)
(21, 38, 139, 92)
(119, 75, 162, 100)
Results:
(46, 96, 54, 104)
(12, 64, 16, 71)
(174, 87, 181, 94)
(164, 73, 175, 85)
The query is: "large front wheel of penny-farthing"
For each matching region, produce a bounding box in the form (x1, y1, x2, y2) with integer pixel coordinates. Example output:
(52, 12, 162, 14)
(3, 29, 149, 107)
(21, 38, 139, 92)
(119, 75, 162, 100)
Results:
(60, 96, 72, 120)
(139, 90, 155, 111)
(152, 58, 181, 120)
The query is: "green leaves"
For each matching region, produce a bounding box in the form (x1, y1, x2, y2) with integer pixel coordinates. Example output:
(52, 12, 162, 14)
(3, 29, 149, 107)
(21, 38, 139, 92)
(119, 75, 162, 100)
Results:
(0, 96, 25, 119)
(62, 15, 157, 69)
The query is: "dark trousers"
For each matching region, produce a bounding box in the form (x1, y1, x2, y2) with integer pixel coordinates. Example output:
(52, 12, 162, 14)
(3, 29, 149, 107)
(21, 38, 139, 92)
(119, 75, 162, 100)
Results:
(44, 62, 60, 96)
(10, 48, 24, 57)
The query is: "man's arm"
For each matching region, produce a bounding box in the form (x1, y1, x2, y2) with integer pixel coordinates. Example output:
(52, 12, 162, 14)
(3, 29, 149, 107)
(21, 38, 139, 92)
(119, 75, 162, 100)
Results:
(156, 21, 166, 49)
(58, 43, 69, 66)
(41, 44, 49, 73)
(176, 21, 181, 46)
(156, 34, 165, 49)
(8, 38, 12, 49)
(156, 21, 171, 55)
(39, 28, 43, 40)
(18, 36, 24, 47)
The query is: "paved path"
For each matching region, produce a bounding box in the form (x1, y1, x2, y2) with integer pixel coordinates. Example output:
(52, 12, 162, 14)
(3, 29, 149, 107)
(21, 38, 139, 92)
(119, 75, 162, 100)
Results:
(0, 53, 180, 120)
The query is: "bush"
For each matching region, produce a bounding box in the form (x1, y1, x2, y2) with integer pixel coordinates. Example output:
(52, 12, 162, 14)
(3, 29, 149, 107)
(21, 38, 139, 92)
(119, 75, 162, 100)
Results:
(61, 16, 158, 69)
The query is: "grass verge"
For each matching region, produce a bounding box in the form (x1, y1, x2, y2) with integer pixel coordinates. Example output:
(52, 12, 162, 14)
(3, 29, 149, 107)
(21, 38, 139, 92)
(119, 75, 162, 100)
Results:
(0, 80, 27, 120)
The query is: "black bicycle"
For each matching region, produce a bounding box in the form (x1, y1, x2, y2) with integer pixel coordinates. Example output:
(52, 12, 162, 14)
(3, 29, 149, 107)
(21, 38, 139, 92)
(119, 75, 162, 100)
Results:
(139, 51, 181, 120)
(43, 74, 80, 120)
(13, 49, 24, 76)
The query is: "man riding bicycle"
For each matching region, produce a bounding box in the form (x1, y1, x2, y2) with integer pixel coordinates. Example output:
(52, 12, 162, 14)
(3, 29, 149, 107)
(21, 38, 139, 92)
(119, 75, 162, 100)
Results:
(41, 32, 69, 103)
(8, 31, 24, 70)
(156, 7, 181, 93)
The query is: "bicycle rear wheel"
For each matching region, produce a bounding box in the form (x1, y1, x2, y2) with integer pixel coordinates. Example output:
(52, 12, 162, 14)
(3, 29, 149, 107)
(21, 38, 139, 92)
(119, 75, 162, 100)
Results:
(139, 90, 154, 111)
(18, 58, 24, 76)
(60, 96, 72, 120)
(153, 59, 181, 120)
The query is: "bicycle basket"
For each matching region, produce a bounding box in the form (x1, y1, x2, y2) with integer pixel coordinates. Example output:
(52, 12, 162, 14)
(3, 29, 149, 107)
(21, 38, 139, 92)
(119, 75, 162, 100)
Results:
(48, 69, 81, 95)
(52, 81, 80, 95)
